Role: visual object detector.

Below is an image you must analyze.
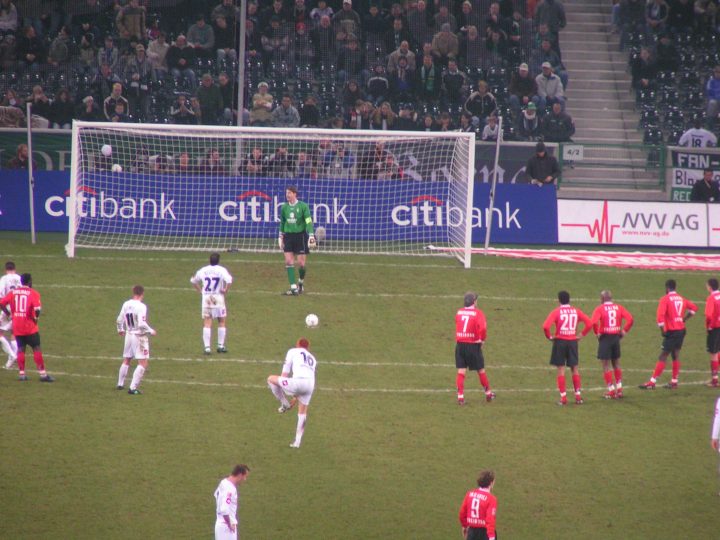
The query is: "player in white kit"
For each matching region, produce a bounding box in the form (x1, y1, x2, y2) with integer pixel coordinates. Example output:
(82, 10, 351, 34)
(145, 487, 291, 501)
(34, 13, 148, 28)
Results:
(116, 285, 156, 394)
(0, 261, 21, 369)
(267, 338, 317, 448)
(214, 464, 250, 540)
(190, 253, 233, 355)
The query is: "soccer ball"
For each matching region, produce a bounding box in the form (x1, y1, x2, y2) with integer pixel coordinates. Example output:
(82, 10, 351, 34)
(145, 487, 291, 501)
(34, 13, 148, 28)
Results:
(315, 226, 326, 243)
(305, 313, 319, 328)
(111, 164, 123, 172)
(101, 144, 112, 157)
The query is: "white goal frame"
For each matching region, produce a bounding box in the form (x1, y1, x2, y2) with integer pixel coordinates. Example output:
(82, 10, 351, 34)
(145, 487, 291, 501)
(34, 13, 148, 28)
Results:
(68, 122, 475, 267)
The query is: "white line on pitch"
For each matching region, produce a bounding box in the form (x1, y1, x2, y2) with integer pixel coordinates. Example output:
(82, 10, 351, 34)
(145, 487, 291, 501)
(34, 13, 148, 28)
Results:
(42, 354, 710, 374)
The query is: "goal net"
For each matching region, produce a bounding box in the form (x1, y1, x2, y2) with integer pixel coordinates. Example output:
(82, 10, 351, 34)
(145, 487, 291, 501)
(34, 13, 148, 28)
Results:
(68, 122, 475, 267)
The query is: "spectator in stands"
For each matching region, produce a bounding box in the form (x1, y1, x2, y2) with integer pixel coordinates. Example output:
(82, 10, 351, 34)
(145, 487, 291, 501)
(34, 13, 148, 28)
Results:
(506, 8, 525, 50)
(407, 0, 433, 49)
(295, 151, 315, 179)
(456, 111, 475, 134)
(213, 14, 236, 66)
(312, 15, 335, 67)
(244, 19, 261, 60)
(110, 101, 130, 123)
(527, 142, 560, 187)
(530, 39, 568, 88)
(437, 112, 454, 131)
(2, 88, 21, 109)
(0, 0, 17, 38)
(434, 4, 457, 33)
(250, 81, 273, 126)
(631, 47, 657, 90)
(93, 62, 121, 101)
(388, 40, 416, 74)
(464, 80, 496, 128)
(363, 4, 386, 41)
(147, 31, 169, 78)
(196, 73, 223, 125)
(246, 0, 260, 28)
(7, 144, 35, 169)
(385, 18, 413, 55)
(534, 22, 558, 56)
(358, 141, 387, 179)
(419, 113, 436, 131)
(654, 31, 678, 72)
(679, 118, 718, 147)
(694, 0, 718, 29)
(460, 25, 483, 71)
(310, 0, 333, 25)
(322, 143, 355, 179)
(458, 1, 481, 33)
(690, 169, 720, 202)
(707, 65, 720, 127)
(78, 32, 96, 71)
(333, 0, 361, 39)
(292, 0, 310, 26)
(188, 14, 214, 60)
(329, 116, 345, 129)
(27, 85, 51, 128)
(542, 102, 575, 142)
(0, 104, 24, 127)
(377, 153, 403, 180)
(103, 82, 129, 121)
(431, 23, 459, 67)
(261, 16, 289, 64)
(212, 0, 239, 25)
(170, 94, 197, 124)
(299, 95, 320, 127)
(370, 101, 397, 130)
(271, 94, 300, 128)
(49, 88, 74, 129)
(367, 65, 390, 106)
(536, 62, 565, 110)
(243, 147, 268, 175)
(509, 63, 540, 118)
(77, 95, 102, 121)
(668, 0, 694, 33)
(396, 104, 417, 130)
(483, 2, 505, 38)
(345, 99, 371, 129)
(48, 25, 72, 66)
(217, 72, 234, 125)
(172, 152, 197, 174)
(125, 43, 152, 121)
(390, 55, 415, 102)
(486, 29, 508, 64)
(481, 114, 499, 141)
(17, 26, 44, 71)
(98, 35, 119, 71)
(337, 37, 366, 85)
(645, 0, 669, 35)
(443, 59, 468, 105)
(200, 149, 227, 175)
(386, 3, 408, 29)
(74, 0, 102, 43)
(416, 54, 441, 103)
(167, 35, 198, 90)
(619, 0, 646, 50)
(342, 80, 365, 109)
(116, 0, 146, 45)
(534, 0, 566, 43)
(262, 0, 289, 28)
(268, 145, 294, 178)
(518, 102, 541, 140)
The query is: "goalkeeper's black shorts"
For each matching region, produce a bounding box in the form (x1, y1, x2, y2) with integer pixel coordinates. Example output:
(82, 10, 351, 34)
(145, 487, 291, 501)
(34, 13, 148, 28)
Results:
(283, 232, 309, 254)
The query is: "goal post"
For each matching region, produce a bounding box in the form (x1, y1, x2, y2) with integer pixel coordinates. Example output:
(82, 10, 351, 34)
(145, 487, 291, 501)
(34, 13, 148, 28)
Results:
(67, 122, 475, 267)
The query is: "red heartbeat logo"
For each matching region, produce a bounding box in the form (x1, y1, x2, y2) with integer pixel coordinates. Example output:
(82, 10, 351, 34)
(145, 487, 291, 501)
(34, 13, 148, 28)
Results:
(410, 195, 444, 205)
(237, 190, 271, 200)
(561, 200, 620, 243)
(63, 186, 97, 196)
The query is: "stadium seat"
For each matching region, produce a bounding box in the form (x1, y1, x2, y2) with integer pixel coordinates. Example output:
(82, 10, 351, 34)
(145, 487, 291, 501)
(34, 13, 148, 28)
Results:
(655, 71, 676, 90)
(639, 109, 659, 129)
(666, 128, 683, 145)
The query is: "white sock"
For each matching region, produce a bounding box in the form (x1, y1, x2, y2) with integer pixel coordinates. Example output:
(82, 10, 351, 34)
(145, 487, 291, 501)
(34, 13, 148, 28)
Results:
(203, 328, 211, 348)
(218, 327, 226, 347)
(118, 363, 129, 387)
(269, 382, 290, 408)
(130, 365, 146, 390)
(0, 335, 12, 357)
(295, 413, 307, 446)
(10, 339, 17, 358)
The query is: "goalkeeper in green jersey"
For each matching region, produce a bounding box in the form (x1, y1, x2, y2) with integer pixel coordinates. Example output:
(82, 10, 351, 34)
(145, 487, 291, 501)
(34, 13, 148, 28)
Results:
(279, 186, 315, 296)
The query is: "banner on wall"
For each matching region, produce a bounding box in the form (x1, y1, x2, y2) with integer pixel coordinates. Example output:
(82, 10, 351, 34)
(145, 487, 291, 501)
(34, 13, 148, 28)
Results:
(670, 148, 720, 201)
(558, 199, 711, 247)
(0, 171, 558, 245)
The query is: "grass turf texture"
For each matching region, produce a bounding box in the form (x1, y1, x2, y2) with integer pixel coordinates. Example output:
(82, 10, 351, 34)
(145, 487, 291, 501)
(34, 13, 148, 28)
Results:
(0, 232, 718, 539)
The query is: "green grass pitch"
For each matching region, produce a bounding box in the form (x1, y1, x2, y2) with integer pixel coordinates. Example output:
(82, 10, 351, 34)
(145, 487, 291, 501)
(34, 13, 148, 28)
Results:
(0, 233, 718, 539)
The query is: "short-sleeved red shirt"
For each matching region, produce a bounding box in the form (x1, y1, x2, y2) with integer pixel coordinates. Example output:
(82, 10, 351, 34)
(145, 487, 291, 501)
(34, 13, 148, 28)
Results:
(0, 286, 41, 336)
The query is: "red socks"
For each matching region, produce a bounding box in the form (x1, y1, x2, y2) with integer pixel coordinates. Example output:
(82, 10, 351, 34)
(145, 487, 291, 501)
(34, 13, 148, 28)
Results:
(712, 360, 719, 379)
(572, 373, 582, 394)
(614, 367, 623, 385)
(557, 374, 566, 395)
(456, 372, 465, 397)
(33, 350, 45, 371)
(603, 371, 613, 387)
(652, 361, 665, 379)
(479, 372, 490, 391)
(17, 351, 26, 373)
(671, 360, 680, 382)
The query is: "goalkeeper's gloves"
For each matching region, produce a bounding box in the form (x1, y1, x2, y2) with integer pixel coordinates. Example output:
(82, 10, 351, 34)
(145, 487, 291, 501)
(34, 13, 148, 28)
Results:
(308, 234, 317, 248)
(278, 234, 284, 249)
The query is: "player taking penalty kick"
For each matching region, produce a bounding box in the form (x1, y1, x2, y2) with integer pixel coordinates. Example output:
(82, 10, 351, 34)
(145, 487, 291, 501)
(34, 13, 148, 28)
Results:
(116, 285, 156, 394)
(589, 290, 634, 399)
(455, 292, 495, 405)
(543, 290, 592, 405)
(279, 186, 315, 296)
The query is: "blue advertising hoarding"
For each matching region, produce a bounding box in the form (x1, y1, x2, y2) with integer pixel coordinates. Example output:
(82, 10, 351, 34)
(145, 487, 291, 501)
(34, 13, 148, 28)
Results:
(0, 171, 557, 244)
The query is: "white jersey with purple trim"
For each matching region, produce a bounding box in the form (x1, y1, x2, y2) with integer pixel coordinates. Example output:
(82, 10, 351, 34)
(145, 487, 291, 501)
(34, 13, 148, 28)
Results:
(191, 265, 233, 297)
(712, 396, 720, 447)
(214, 478, 238, 527)
(116, 299, 154, 335)
(0, 273, 21, 331)
(282, 347, 317, 381)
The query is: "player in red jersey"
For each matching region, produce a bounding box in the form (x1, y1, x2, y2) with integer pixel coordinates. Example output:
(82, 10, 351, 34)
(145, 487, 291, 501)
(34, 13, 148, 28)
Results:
(459, 470, 497, 540)
(0, 273, 54, 382)
(639, 279, 697, 390)
(589, 290, 634, 399)
(704, 278, 720, 387)
(455, 292, 494, 405)
(543, 290, 592, 405)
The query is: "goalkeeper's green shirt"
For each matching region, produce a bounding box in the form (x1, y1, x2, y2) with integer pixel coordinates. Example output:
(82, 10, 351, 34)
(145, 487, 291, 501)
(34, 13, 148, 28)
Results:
(279, 201, 314, 234)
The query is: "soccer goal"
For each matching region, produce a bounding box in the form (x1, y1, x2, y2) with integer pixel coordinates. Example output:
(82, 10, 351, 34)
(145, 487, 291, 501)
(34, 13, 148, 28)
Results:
(67, 122, 475, 267)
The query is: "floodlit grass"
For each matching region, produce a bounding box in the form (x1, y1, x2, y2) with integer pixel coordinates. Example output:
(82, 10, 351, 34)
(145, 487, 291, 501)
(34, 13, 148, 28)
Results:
(0, 232, 718, 539)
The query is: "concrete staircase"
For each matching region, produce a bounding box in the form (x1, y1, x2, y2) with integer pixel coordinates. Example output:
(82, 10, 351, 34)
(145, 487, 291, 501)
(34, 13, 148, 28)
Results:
(558, 0, 666, 200)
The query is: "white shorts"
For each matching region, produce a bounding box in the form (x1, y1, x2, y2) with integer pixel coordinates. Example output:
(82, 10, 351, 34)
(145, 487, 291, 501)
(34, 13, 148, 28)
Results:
(202, 294, 227, 319)
(0, 311, 11, 332)
(278, 377, 315, 406)
(123, 333, 150, 360)
(214, 521, 237, 540)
